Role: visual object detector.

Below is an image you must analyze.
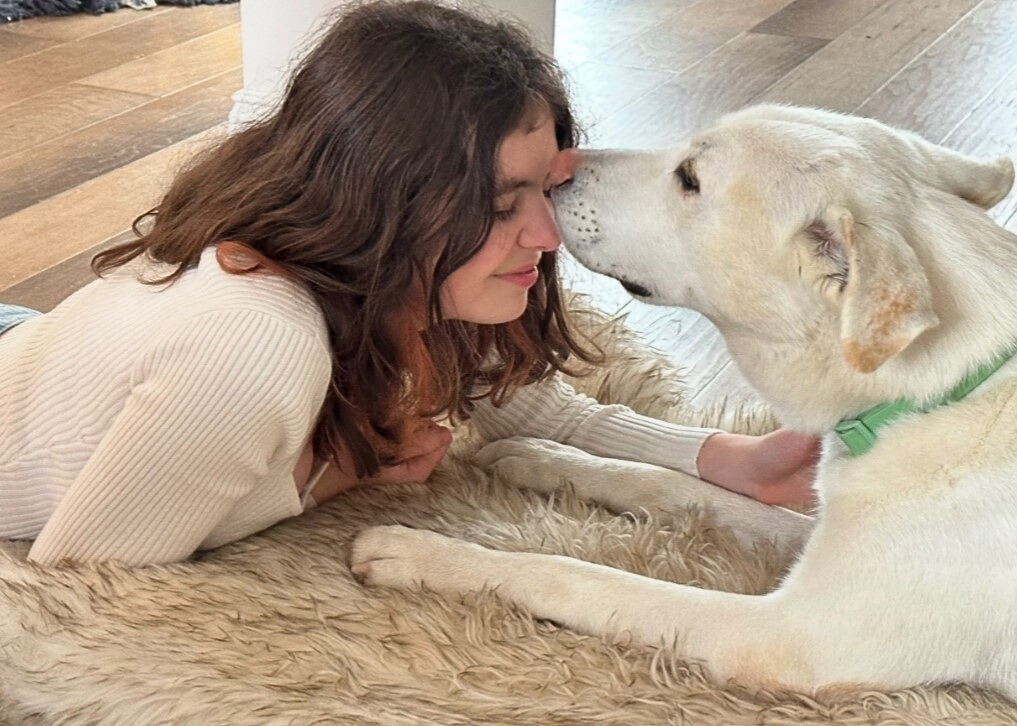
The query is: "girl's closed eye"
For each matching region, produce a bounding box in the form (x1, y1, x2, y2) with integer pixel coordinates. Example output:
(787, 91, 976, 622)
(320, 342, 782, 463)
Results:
(494, 202, 518, 222)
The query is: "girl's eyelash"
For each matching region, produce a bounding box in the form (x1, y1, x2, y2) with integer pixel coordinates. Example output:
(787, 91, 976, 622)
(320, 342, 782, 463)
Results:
(494, 205, 517, 222)
(495, 186, 553, 222)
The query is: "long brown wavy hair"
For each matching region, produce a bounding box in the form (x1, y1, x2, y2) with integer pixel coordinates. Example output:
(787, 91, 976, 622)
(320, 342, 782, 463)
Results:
(92, 0, 599, 477)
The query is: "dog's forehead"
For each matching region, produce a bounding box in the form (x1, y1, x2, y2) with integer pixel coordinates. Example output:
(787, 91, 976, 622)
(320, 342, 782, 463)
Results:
(683, 136, 723, 165)
(688, 137, 714, 154)
(711, 117, 839, 154)
(697, 120, 858, 194)
(688, 127, 786, 175)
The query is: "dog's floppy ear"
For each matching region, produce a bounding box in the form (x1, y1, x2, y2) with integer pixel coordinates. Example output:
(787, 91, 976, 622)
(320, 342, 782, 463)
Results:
(867, 122, 1013, 209)
(924, 153, 1015, 210)
(815, 205, 939, 373)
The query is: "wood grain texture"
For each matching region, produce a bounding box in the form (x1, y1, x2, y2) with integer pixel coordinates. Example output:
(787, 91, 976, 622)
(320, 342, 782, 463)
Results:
(554, 0, 699, 72)
(0, 232, 129, 312)
(856, 0, 1017, 140)
(77, 24, 242, 98)
(0, 4, 239, 109)
(0, 69, 240, 218)
(750, 0, 887, 40)
(760, 0, 982, 111)
(0, 27, 56, 63)
(0, 125, 225, 290)
(606, 0, 797, 73)
(0, 84, 152, 162)
(565, 61, 673, 139)
(0, 6, 171, 42)
(594, 32, 826, 147)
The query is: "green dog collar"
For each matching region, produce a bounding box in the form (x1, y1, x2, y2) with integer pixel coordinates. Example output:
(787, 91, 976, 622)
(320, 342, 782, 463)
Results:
(834, 347, 1017, 456)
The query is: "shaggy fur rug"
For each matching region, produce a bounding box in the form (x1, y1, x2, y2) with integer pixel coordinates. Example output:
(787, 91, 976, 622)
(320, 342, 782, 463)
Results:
(1, 305, 1015, 724)
(0, 0, 234, 23)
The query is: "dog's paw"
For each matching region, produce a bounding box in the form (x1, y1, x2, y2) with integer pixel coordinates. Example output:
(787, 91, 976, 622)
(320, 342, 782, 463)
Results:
(475, 437, 590, 493)
(350, 525, 484, 593)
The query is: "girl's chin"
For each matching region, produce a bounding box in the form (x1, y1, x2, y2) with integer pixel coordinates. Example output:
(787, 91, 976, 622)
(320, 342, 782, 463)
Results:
(442, 303, 528, 325)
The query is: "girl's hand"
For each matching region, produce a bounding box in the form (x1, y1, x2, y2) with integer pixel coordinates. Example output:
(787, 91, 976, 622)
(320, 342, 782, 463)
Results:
(696, 428, 820, 506)
(303, 419, 452, 505)
(367, 419, 453, 486)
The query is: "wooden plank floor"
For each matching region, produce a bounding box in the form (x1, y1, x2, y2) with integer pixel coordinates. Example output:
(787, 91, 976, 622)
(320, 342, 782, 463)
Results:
(2, 0, 1016, 409)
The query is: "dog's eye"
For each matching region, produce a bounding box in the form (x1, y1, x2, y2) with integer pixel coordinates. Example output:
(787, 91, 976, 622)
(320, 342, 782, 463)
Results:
(675, 159, 699, 193)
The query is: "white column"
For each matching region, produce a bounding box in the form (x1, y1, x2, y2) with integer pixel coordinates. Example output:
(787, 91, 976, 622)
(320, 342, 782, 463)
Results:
(229, 0, 556, 129)
(228, 0, 342, 128)
(491, 0, 555, 51)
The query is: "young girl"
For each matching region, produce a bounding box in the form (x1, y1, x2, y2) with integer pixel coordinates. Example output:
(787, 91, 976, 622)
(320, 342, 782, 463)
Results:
(0, 1, 816, 567)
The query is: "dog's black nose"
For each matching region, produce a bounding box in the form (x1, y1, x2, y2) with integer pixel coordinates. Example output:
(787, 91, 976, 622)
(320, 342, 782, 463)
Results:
(618, 278, 652, 298)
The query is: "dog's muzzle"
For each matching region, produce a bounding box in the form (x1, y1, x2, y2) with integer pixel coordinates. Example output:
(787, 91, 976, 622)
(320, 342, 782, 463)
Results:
(552, 186, 601, 250)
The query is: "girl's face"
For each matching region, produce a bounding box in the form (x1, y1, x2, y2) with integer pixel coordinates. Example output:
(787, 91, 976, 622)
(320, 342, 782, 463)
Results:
(439, 112, 576, 323)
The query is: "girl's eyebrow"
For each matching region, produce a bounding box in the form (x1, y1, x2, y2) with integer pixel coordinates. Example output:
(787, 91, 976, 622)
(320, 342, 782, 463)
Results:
(494, 177, 530, 196)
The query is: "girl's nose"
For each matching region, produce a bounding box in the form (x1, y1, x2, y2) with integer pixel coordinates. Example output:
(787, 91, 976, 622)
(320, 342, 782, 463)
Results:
(548, 148, 581, 187)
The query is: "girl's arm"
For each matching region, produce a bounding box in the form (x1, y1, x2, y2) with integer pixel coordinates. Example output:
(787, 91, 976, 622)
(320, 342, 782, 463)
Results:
(470, 375, 817, 505)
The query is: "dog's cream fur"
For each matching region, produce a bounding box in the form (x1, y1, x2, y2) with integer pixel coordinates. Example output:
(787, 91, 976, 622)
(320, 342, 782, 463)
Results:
(351, 106, 1017, 699)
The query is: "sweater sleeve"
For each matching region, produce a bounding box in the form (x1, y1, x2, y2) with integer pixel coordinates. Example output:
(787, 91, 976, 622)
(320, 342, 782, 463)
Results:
(28, 309, 331, 566)
(469, 374, 722, 478)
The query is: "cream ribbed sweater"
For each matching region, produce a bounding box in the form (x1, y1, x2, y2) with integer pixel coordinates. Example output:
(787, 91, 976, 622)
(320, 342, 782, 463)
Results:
(0, 247, 717, 566)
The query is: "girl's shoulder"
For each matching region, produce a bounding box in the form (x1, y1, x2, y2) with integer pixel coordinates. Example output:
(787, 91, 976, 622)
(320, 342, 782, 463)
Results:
(49, 245, 333, 376)
(114, 245, 330, 348)
(208, 250, 326, 339)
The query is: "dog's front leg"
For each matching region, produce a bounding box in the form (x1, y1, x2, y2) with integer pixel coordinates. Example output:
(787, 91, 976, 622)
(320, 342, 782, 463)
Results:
(351, 525, 812, 691)
(476, 437, 814, 559)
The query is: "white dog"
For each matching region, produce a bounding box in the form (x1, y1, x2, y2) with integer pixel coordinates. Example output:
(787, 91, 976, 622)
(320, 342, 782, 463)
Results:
(351, 105, 1017, 699)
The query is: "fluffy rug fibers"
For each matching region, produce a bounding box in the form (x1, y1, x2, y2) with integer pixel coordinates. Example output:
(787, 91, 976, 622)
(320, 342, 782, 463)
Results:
(1, 307, 1015, 724)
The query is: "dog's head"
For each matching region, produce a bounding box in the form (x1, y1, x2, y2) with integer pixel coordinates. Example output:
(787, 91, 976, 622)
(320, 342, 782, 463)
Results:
(556, 105, 1015, 427)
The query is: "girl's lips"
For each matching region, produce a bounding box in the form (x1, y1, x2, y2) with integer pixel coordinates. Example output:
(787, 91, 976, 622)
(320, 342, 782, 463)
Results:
(495, 267, 539, 287)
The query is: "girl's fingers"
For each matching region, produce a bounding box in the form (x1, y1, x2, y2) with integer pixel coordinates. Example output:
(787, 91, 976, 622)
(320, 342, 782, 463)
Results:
(395, 422, 452, 460)
(373, 428, 451, 485)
